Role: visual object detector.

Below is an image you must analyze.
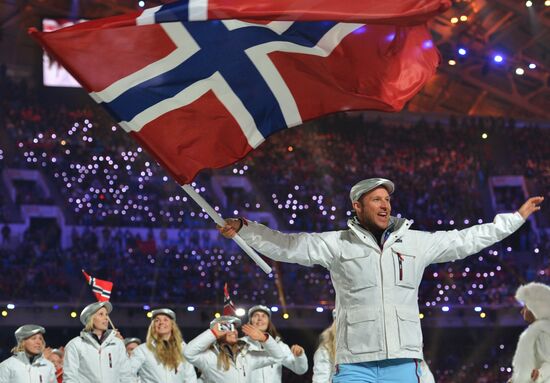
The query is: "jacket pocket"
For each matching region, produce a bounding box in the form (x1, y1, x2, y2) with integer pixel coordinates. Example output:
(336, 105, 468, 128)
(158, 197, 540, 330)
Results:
(392, 250, 417, 289)
(346, 307, 383, 354)
(340, 250, 377, 291)
(396, 307, 422, 351)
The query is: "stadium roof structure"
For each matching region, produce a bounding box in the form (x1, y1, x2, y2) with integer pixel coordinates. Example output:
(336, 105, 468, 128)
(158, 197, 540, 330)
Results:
(1, 0, 549, 118)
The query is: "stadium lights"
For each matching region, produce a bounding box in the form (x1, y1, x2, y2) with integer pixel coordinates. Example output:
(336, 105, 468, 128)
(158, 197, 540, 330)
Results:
(235, 308, 246, 316)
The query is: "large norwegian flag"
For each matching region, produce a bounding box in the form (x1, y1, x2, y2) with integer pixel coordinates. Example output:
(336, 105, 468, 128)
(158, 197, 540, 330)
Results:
(29, 0, 448, 184)
(82, 269, 113, 302)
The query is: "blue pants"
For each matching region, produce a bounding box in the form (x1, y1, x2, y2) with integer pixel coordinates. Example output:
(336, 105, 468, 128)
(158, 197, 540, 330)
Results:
(332, 359, 421, 383)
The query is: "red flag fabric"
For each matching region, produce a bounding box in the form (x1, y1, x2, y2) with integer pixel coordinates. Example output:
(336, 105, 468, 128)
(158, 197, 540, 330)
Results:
(223, 283, 237, 316)
(82, 269, 113, 302)
(29, 1, 446, 184)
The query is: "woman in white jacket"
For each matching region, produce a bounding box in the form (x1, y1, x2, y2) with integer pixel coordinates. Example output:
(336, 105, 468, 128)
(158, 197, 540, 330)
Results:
(183, 316, 285, 383)
(510, 282, 550, 383)
(0, 324, 56, 383)
(63, 301, 133, 383)
(129, 308, 197, 382)
(312, 321, 336, 383)
(245, 305, 308, 382)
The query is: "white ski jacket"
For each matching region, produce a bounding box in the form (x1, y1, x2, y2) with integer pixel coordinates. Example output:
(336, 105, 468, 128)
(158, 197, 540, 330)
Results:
(63, 330, 133, 383)
(512, 319, 550, 383)
(129, 342, 197, 383)
(0, 352, 56, 383)
(244, 337, 308, 382)
(239, 212, 525, 364)
(183, 330, 284, 383)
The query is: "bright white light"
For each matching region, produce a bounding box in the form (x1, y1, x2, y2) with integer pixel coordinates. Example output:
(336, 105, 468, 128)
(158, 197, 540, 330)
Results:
(474, 306, 482, 312)
(6, 304, 15, 310)
(316, 307, 324, 313)
(271, 306, 279, 312)
(525, 0, 533, 7)
(235, 308, 246, 317)
(187, 306, 195, 312)
(529, 63, 537, 69)
(442, 306, 450, 312)
(494, 55, 503, 63)
(515, 67, 525, 75)
(458, 48, 467, 56)
(138, 0, 145, 7)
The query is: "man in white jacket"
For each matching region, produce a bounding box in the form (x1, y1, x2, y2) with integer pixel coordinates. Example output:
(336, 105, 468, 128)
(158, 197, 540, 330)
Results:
(0, 324, 56, 383)
(510, 282, 550, 383)
(219, 177, 544, 382)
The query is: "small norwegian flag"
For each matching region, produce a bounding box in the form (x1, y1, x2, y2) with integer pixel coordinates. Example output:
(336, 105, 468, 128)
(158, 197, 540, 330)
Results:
(223, 283, 237, 316)
(82, 270, 113, 302)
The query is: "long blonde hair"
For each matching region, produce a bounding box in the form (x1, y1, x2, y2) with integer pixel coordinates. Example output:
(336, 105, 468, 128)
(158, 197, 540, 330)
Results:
(319, 322, 336, 364)
(211, 341, 246, 371)
(146, 319, 184, 371)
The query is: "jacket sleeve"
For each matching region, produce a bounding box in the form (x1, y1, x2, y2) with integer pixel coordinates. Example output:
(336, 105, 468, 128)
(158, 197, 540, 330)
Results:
(115, 340, 134, 383)
(312, 347, 332, 383)
(0, 359, 12, 383)
(182, 360, 198, 383)
(279, 342, 308, 375)
(46, 361, 57, 383)
(249, 335, 286, 370)
(183, 330, 218, 373)
(238, 221, 336, 269)
(536, 333, 550, 381)
(418, 212, 525, 265)
(128, 345, 146, 378)
(62, 340, 80, 383)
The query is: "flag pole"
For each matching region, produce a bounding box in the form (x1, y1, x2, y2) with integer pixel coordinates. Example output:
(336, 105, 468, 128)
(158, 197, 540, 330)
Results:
(181, 184, 272, 274)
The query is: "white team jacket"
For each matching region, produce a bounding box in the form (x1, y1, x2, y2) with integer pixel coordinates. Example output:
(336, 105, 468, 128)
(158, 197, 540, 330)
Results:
(183, 330, 285, 383)
(312, 346, 334, 383)
(244, 336, 308, 382)
(129, 341, 197, 383)
(0, 352, 56, 383)
(63, 330, 133, 383)
(512, 319, 550, 383)
(239, 212, 525, 364)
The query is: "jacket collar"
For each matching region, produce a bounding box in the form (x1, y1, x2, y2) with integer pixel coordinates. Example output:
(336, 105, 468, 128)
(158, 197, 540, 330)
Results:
(348, 216, 410, 249)
(14, 351, 44, 366)
(80, 329, 116, 349)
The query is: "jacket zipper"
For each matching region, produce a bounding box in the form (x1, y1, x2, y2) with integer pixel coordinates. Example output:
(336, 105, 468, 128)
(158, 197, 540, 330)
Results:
(380, 239, 390, 358)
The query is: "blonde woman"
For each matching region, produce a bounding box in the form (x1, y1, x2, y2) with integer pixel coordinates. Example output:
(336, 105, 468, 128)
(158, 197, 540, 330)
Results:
(184, 316, 285, 383)
(312, 322, 336, 383)
(245, 305, 308, 382)
(63, 302, 133, 383)
(0, 324, 56, 383)
(130, 308, 197, 382)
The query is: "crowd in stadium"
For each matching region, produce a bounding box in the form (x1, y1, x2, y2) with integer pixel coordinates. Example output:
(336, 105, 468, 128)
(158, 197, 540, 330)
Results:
(1, 65, 550, 383)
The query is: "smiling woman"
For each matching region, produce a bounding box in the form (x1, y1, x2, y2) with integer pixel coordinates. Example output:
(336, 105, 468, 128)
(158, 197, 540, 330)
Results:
(129, 308, 197, 383)
(0, 324, 56, 383)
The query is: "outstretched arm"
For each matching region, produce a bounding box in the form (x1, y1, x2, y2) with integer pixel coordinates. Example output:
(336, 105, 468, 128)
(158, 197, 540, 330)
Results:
(218, 218, 336, 269)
